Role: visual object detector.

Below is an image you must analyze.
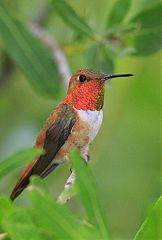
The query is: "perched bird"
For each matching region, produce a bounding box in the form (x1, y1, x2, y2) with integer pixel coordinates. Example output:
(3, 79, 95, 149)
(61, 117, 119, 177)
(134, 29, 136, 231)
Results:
(10, 68, 133, 201)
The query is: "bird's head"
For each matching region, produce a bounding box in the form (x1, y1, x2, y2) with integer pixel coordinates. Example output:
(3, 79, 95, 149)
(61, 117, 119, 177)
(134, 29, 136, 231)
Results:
(63, 68, 133, 111)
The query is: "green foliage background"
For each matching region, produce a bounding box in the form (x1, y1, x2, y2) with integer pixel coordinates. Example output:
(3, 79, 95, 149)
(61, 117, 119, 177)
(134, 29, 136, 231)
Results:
(0, 0, 161, 239)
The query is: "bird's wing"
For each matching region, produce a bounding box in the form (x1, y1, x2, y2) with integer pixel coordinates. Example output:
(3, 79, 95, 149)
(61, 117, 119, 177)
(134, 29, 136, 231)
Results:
(10, 104, 76, 201)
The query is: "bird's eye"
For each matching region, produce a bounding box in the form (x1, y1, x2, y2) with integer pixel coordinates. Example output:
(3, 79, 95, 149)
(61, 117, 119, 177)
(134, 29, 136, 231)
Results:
(78, 75, 86, 82)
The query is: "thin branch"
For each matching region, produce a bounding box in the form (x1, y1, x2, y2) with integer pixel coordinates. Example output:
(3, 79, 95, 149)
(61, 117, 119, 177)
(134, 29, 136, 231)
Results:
(29, 22, 70, 89)
(57, 170, 76, 204)
(0, 233, 7, 240)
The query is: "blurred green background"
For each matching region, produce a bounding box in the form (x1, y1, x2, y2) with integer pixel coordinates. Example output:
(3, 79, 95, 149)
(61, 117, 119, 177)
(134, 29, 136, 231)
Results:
(0, 0, 161, 239)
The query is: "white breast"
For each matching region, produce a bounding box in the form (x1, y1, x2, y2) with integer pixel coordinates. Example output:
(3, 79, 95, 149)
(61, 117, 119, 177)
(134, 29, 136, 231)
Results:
(77, 109, 103, 143)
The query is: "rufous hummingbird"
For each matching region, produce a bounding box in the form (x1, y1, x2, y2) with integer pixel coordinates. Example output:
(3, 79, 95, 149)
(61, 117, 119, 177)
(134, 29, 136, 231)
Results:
(10, 68, 133, 201)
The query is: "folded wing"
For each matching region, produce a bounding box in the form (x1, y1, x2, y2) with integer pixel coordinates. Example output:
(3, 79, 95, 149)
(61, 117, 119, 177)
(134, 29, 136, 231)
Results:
(10, 104, 76, 201)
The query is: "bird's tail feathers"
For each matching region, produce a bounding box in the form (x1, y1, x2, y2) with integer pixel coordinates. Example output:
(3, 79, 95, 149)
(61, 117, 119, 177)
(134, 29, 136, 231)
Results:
(10, 161, 35, 201)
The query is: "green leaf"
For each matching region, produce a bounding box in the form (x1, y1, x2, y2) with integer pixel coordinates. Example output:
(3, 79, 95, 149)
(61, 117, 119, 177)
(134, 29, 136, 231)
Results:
(0, 197, 12, 231)
(0, 148, 42, 179)
(52, 0, 94, 38)
(0, 1, 60, 98)
(134, 196, 162, 240)
(2, 179, 96, 240)
(27, 180, 87, 240)
(86, 44, 114, 73)
(107, 0, 131, 26)
(3, 208, 47, 240)
(71, 150, 110, 240)
(132, 2, 162, 55)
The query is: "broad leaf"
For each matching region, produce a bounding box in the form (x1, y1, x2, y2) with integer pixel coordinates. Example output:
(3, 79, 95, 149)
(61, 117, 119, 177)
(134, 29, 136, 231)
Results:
(3, 208, 47, 240)
(86, 44, 114, 74)
(2, 178, 96, 240)
(132, 2, 162, 55)
(0, 196, 12, 231)
(0, 148, 42, 179)
(107, 0, 131, 26)
(0, 1, 60, 98)
(27, 181, 87, 240)
(134, 196, 162, 239)
(52, 0, 94, 38)
(71, 150, 109, 240)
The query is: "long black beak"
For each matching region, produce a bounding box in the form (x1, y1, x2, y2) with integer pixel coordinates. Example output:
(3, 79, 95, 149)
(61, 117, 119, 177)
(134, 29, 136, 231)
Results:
(104, 73, 134, 80)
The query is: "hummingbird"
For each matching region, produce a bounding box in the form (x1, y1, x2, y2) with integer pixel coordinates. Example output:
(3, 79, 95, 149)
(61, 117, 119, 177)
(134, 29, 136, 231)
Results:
(10, 68, 133, 201)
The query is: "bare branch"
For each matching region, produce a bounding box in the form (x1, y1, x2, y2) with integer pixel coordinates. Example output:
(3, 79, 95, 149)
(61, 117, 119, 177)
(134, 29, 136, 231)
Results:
(29, 22, 70, 89)
(0, 233, 7, 240)
(57, 170, 76, 204)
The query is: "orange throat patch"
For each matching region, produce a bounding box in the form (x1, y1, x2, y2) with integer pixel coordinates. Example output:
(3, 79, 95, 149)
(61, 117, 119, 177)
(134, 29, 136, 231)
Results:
(63, 80, 105, 111)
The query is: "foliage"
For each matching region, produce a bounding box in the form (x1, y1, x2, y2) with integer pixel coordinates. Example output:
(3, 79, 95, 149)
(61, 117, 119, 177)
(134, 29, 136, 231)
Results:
(132, 1, 162, 55)
(0, 0, 161, 239)
(107, 0, 131, 26)
(52, 0, 94, 38)
(134, 197, 162, 240)
(0, 0, 161, 98)
(0, 148, 42, 179)
(0, 1, 60, 98)
(0, 150, 161, 240)
(0, 150, 108, 239)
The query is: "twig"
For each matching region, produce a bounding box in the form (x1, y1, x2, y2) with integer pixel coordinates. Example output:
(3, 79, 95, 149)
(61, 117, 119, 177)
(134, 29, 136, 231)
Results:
(29, 22, 70, 89)
(57, 170, 76, 204)
(0, 233, 7, 240)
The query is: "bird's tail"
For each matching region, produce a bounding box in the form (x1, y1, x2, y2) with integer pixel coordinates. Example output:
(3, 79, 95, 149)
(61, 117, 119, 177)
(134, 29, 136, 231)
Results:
(10, 161, 35, 201)
(10, 159, 60, 201)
